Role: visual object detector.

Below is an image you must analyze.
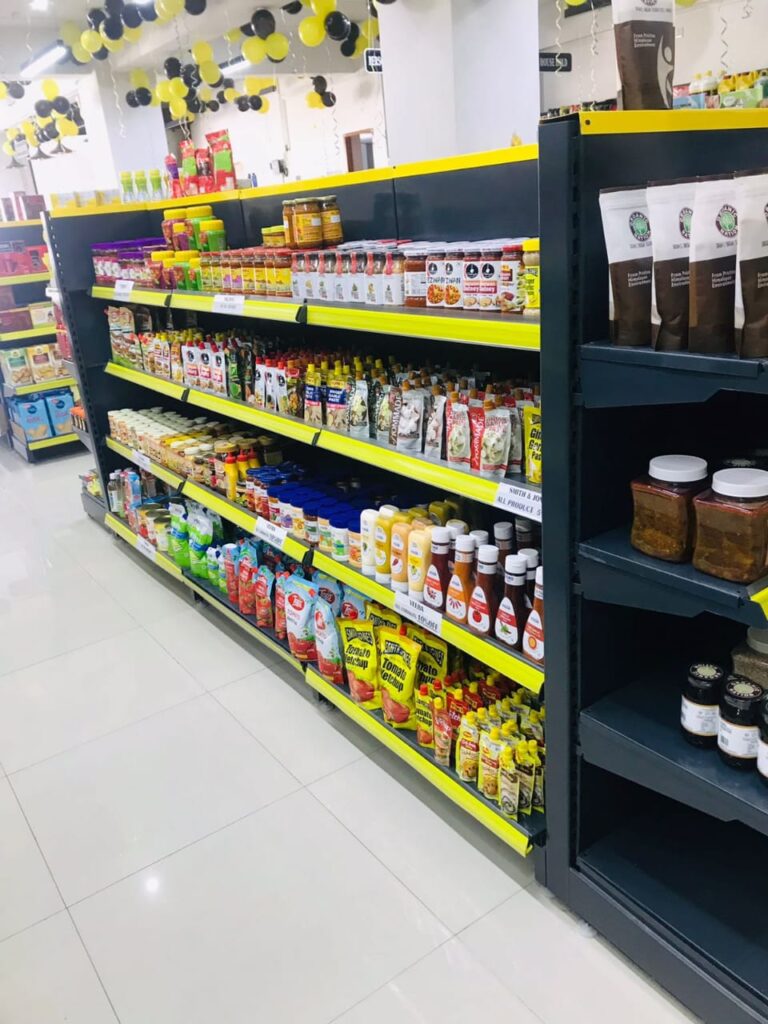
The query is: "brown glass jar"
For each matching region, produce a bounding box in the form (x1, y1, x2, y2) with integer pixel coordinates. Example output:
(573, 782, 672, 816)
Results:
(631, 455, 708, 562)
(282, 200, 296, 249)
(693, 468, 768, 583)
(404, 249, 427, 307)
(253, 248, 266, 297)
(320, 195, 343, 245)
(293, 198, 324, 247)
(264, 251, 277, 297)
(274, 248, 293, 298)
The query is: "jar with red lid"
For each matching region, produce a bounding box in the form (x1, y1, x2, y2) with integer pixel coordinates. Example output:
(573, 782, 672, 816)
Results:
(253, 249, 266, 296)
(500, 244, 525, 314)
(274, 249, 293, 299)
(404, 249, 427, 307)
(693, 468, 768, 583)
(264, 251, 277, 297)
(631, 455, 708, 562)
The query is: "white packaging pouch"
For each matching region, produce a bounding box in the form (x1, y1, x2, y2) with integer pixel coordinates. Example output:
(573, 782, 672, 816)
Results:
(599, 186, 653, 346)
(689, 174, 738, 354)
(647, 179, 694, 351)
(735, 170, 768, 358)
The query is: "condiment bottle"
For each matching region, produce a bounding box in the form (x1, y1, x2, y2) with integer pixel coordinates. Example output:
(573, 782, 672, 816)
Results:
(468, 544, 499, 637)
(423, 526, 451, 612)
(469, 529, 488, 578)
(681, 662, 725, 749)
(518, 547, 539, 604)
(495, 554, 529, 650)
(407, 530, 431, 602)
(718, 675, 764, 769)
(758, 695, 768, 786)
(446, 534, 475, 625)
(223, 452, 238, 502)
(374, 507, 396, 585)
(494, 521, 516, 595)
(522, 565, 544, 664)
(360, 508, 378, 577)
(390, 520, 412, 593)
(446, 519, 468, 574)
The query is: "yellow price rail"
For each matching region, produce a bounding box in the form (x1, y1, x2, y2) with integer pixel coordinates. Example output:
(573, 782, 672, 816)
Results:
(0, 218, 42, 229)
(104, 361, 187, 400)
(106, 436, 185, 489)
(104, 512, 184, 578)
(0, 272, 50, 286)
(0, 325, 56, 344)
(92, 285, 170, 308)
(28, 433, 80, 451)
(183, 385, 321, 445)
(304, 667, 537, 856)
(5, 376, 76, 396)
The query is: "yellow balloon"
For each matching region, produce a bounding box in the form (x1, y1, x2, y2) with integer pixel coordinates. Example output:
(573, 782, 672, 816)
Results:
(3, 141, 14, 157)
(36, 116, 52, 127)
(170, 78, 188, 98)
(191, 40, 213, 64)
(223, 87, 238, 102)
(71, 42, 92, 63)
(311, 0, 336, 15)
(265, 32, 289, 61)
(5, 127, 18, 140)
(81, 29, 102, 54)
(244, 76, 260, 95)
(150, 92, 161, 106)
(41, 79, 59, 101)
(156, 79, 173, 101)
(130, 69, 151, 89)
(258, 97, 270, 114)
(123, 25, 142, 41)
(60, 21, 81, 46)
(675, 0, 699, 5)
(353, 34, 366, 56)
(199, 60, 222, 85)
(199, 86, 212, 102)
(241, 36, 267, 64)
(360, 18, 377, 42)
(298, 15, 325, 47)
(60, 118, 78, 137)
(306, 90, 324, 108)
(187, 111, 196, 122)
(169, 97, 188, 119)
(20, 120, 33, 134)
(102, 36, 125, 52)
(225, 27, 242, 43)
(0, 83, 8, 101)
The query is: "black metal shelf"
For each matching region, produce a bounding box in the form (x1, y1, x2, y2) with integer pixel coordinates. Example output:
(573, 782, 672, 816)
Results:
(581, 670, 768, 838)
(580, 343, 768, 409)
(578, 526, 768, 627)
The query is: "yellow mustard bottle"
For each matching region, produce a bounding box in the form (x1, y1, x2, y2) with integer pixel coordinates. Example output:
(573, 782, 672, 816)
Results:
(407, 529, 431, 601)
(374, 507, 396, 585)
(391, 520, 412, 593)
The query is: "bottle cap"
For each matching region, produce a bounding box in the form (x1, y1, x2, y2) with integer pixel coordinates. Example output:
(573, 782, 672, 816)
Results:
(431, 526, 450, 544)
(490, 727, 501, 740)
(478, 544, 499, 564)
(686, 662, 725, 702)
(649, 455, 708, 483)
(518, 547, 539, 569)
(494, 521, 514, 540)
(505, 554, 528, 574)
(470, 529, 489, 546)
(535, 565, 543, 585)
(747, 628, 768, 655)
(455, 534, 475, 554)
(712, 468, 768, 499)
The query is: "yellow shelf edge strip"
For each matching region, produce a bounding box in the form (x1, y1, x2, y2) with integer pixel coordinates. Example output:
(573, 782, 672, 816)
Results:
(105, 437, 184, 488)
(11, 376, 75, 396)
(182, 480, 258, 534)
(392, 144, 538, 179)
(104, 362, 186, 400)
(50, 201, 147, 218)
(0, 272, 50, 285)
(440, 620, 544, 694)
(0, 218, 42, 228)
(749, 587, 768, 618)
(185, 385, 320, 444)
(305, 667, 531, 856)
(312, 551, 395, 608)
(0, 325, 56, 342)
(105, 512, 183, 577)
(28, 432, 79, 450)
(580, 109, 768, 135)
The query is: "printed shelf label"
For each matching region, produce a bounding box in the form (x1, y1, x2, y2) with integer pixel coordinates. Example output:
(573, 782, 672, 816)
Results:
(394, 592, 443, 636)
(493, 480, 542, 523)
(255, 516, 288, 551)
(114, 279, 134, 300)
(213, 293, 245, 316)
(135, 535, 157, 562)
(132, 449, 151, 472)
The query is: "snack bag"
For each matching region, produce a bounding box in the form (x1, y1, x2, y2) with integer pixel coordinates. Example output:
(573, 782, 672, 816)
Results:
(378, 627, 422, 730)
(478, 728, 504, 800)
(468, 396, 485, 471)
(339, 586, 367, 620)
(405, 624, 448, 693)
(188, 510, 213, 579)
(206, 545, 220, 585)
(415, 684, 434, 748)
(348, 378, 369, 438)
(480, 404, 511, 478)
(169, 502, 189, 569)
(433, 698, 452, 766)
(314, 572, 342, 616)
(238, 553, 256, 616)
(285, 576, 318, 662)
(456, 712, 480, 783)
(423, 392, 446, 460)
(365, 601, 402, 639)
(255, 564, 275, 629)
(523, 405, 541, 485)
(446, 397, 470, 467)
(206, 129, 235, 192)
(314, 597, 343, 685)
(339, 618, 380, 708)
(498, 748, 520, 820)
(222, 542, 239, 604)
(274, 571, 288, 641)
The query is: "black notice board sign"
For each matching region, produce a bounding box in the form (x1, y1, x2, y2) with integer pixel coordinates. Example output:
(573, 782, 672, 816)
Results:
(539, 52, 573, 73)
(364, 48, 383, 73)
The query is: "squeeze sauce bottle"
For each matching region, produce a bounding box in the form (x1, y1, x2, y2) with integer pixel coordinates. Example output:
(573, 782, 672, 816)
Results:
(390, 520, 412, 593)
(374, 507, 396, 585)
(522, 565, 544, 665)
(446, 534, 475, 625)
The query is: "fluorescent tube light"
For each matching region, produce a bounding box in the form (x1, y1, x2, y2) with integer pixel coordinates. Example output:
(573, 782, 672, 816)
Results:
(21, 43, 67, 78)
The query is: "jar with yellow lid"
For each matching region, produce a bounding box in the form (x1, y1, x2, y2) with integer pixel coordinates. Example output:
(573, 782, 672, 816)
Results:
(522, 238, 540, 315)
(320, 195, 343, 245)
(253, 249, 267, 296)
(199, 219, 226, 252)
(293, 198, 324, 248)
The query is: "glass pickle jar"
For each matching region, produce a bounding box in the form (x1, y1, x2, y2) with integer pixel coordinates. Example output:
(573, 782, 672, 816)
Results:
(293, 198, 324, 248)
(404, 249, 427, 307)
(320, 195, 343, 245)
(631, 455, 708, 562)
(693, 468, 768, 583)
(718, 675, 764, 769)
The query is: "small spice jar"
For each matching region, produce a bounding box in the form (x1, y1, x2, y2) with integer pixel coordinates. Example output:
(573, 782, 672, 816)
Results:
(404, 249, 427, 308)
(718, 675, 764, 769)
(320, 195, 343, 245)
(681, 662, 725, 748)
(500, 244, 525, 314)
(631, 455, 708, 563)
(693, 468, 768, 583)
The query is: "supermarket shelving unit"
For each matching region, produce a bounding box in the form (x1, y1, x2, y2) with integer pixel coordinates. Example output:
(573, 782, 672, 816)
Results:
(540, 110, 768, 1024)
(50, 147, 546, 862)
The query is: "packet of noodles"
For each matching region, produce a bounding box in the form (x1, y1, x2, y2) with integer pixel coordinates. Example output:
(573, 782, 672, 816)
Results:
(379, 626, 422, 730)
(339, 618, 380, 708)
(523, 405, 542, 485)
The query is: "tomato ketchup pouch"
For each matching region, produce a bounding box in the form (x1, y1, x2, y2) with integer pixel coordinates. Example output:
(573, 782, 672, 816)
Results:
(339, 619, 380, 708)
(285, 576, 318, 662)
(378, 627, 422, 730)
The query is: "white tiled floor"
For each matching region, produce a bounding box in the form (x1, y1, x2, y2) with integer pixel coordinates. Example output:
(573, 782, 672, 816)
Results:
(0, 446, 701, 1024)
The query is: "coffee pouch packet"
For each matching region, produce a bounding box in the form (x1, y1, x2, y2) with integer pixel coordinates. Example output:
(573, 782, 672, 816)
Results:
(612, 0, 674, 110)
(735, 170, 768, 358)
(689, 175, 738, 354)
(647, 179, 694, 350)
(599, 187, 653, 346)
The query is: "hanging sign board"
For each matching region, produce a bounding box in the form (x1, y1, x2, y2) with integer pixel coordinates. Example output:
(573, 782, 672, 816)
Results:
(364, 48, 383, 74)
(539, 52, 573, 72)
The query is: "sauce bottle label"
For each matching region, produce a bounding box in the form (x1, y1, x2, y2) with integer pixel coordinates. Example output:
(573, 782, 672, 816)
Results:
(680, 696, 718, 737)
(758, 737, 768, 779)
(523, 610, 544, 662)
(423, 564, 444, 608)
(468, 586, 491, 634)
(495, 597, 519, 647)
(446, 574, 468, 622)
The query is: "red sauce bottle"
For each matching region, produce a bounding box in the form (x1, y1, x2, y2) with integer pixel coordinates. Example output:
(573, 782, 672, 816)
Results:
(468, 544, 499, 636)
(423, 526, 451, 612)
(495, 553, 529, 650)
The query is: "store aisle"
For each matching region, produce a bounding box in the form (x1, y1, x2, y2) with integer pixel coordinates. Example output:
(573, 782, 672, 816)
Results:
(0, 447, 700, 1024)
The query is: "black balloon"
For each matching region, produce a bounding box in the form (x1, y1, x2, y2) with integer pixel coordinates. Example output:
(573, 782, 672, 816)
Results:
(87, 7, 107, 28)
(135, 87, 152, 106)
(207, 100, 220, 111)
(216, 89, 227, 103)
(71, 105, 84, 125)
(34, 99, 52, 117)
(122, 3, 142, 27)
(222, 77, 234, 90)
(251, 9, 275, 39)
(52, 96, 71, 114)
(312, 75, 327, 94)
(340, 38, 355, 57)
(101, 16, 124, 39)
(46, 122, 60, 139)
(187, 96, 201, 112)
(93, 46, 109, 60)
(125, 90, 140, 108)
(236, 96, 250, 111)
(164, 57, 181, 79)
(8, 82, 24, 99)
(321, 91, 336, 107)
(184, 0, 207, 12)
(376, 0, 397, 3)
(105, 0, 124, 13)
(140, 3, 158, 19)
(267, 55, 285, 64)
(348, 21, 360, 41)
(187, 86, 198, 100)
(240, 20, 255, 36)
(182, 64, 201, 87)
(248, 95, 263, 110)
(282, 0, 302, 12)
(325, 11, 351, 40)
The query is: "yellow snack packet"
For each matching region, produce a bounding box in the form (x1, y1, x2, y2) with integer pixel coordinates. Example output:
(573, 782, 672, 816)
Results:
(456, 712, 480, 783)
(405, 623, 449, 693)
(378, 626, 421, 730)
(365, 600, 402, 638)
(523, 405, 542, 484)
(339, 619, 380, 709)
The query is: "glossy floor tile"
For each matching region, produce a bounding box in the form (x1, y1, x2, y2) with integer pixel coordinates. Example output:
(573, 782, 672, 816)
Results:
(0, 447, 701, 1024)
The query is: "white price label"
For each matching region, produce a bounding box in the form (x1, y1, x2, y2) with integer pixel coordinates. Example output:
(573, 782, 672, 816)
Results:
(136, 535, 157, 562)
(213, 293, 245, 316)
(255, 516, 288, 550)
(114, 279, 134, 300)
(493, 480, 542, 523)
(394, 592, 443, 637)
(132, 449, 151, 472)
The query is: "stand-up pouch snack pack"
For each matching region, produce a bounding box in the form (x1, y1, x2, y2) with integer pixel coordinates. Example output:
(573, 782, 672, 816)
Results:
(647, 179, 695, 350)
(735, 170, 768, 358)
(612, 0, 674, 110)
(600, 186, 653, 346)
(689, 175, 738, 354)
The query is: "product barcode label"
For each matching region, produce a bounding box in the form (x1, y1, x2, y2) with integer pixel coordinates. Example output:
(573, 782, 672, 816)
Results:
(394, 592, 443, 636)
(132, 450, 151, 472)
(136, 535, 157, 562)
(114, 279, 134, 300)
(255, 516, 288, 551)
(493, 481, 542, 523)
(213, 293, 245, 316)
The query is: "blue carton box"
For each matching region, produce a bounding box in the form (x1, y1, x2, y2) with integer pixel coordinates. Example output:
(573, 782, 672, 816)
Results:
(11, 397, 53, 442)
(44, 390, 74, 436)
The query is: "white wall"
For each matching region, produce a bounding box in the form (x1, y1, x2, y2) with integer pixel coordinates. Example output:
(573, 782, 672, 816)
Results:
(539, 0, 768, 111)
